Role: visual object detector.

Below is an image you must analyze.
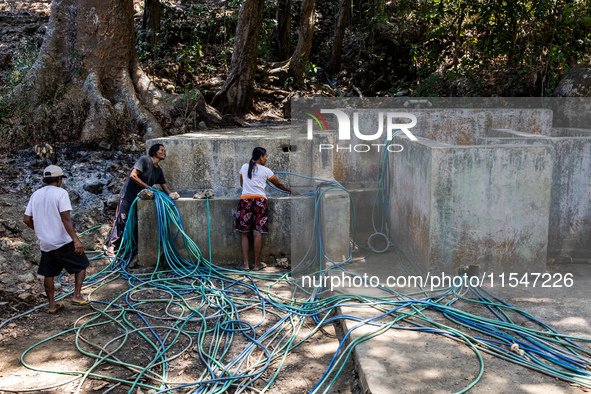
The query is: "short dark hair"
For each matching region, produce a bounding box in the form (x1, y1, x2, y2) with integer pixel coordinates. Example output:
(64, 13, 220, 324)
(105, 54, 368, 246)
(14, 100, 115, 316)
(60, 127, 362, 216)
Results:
(149, 144, 165, 157)
(43, 176, 61, 184)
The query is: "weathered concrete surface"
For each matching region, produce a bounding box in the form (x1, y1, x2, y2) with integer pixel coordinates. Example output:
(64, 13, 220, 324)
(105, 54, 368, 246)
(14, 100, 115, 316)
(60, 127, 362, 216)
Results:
(330, 109, 553, 185)
(139, 127, 350, 267)
(140, 108, 589, 273)
(320, 189, 351, 264)
(479, 128, 591, 258)
(388, 137, 435, 274)
(137, 193, 351, 267)
(147, 127, 334, 195)
(389, 136, 553, 275)
(346, 189, 378, 235)
(137, 197, 292, 265)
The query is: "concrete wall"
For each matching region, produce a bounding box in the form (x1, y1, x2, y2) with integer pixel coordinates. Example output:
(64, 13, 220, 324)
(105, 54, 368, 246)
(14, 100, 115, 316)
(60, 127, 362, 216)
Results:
(147, 127, 335, 195)
(389, 136, 553, 275)
(479, 128, 591, 258)
(138, 196, 302, 265)
(139, 107, 590, 274)
(328, 109, 553, 185)
(137, 193, 350, 268)
(388, 138, 435, 273)
(139, 128, 349, 267)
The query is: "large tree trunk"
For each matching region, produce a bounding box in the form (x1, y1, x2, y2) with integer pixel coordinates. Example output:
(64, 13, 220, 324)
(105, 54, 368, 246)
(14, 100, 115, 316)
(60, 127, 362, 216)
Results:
(265, 0, 316, 83)
(287, 0, 316, 82)
(211, 0, 265, 114)
(274, 0, 292, 60)
(326, 0, 349, 74)
(142, 0, 161, 47)
(11, 0, 175, 144)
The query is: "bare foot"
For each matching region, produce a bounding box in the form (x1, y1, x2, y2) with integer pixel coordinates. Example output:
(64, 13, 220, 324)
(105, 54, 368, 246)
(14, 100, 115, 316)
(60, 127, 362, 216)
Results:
(48, 303, 64, 314)
(252, 262, 267, 271)
(71, 296, 89, 305)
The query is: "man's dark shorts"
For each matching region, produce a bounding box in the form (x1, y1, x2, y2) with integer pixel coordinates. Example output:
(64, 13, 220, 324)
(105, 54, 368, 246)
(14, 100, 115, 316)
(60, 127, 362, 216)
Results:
(38, 241, 90, 277)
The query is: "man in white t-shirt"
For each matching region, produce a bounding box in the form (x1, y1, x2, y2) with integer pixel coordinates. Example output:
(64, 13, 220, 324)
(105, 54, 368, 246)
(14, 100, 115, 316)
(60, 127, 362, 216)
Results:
(23, 165, 90, 313)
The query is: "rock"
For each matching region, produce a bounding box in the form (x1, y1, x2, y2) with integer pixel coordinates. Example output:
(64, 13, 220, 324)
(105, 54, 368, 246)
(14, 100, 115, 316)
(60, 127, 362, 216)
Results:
(128, 254, 139, 269)
(83, 182, 105, 195)
(193, 189, 215, 199)
(106, 194, 120, 209)
(69, 190, 81, 204)
(554, 66, 591, 97)
(34, 143, 53, 159)
(169, 192, 180, 200)
(553, 66, 591, 128)
(198, 121, 207, 129)
(507, 75, 539, 97)
(18, 293, 35, 303)
(4, 219, 19, 233)
(450, 77, 472, 97)
(24, 24, 40, 34)
(98, 141, 112, 150)
(17, 272, 36, 282)
(164, 84, 176, 93)
(90, 152, 104, 162)
(107, 177, 122, 194)
(276, 258, 289, 268)
(174, 118, 184, 128)
(137, 189, 154, 200)
(159, 63, 180, 78)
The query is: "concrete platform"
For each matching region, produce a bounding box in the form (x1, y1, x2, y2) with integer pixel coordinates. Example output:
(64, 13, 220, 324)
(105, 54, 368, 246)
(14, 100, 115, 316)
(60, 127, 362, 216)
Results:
(329, 251, 591, 393)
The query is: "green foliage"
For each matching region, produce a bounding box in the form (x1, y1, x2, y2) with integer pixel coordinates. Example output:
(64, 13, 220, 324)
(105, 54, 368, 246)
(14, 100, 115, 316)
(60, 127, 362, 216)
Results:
(17, 244, 38, 264)
(257, 1, 279, 61)
(303, 61, 319, 84)
(415, 73, 441, 97)
(0, 43, 39, 144)
(388, 0, 591, 95)
(3, 43, 38, 90)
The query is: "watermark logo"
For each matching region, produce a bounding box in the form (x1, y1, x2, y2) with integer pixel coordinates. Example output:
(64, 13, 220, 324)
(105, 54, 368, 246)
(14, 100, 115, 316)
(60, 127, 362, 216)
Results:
(305, 109, 418, 153)
(304, 108, 328, 131)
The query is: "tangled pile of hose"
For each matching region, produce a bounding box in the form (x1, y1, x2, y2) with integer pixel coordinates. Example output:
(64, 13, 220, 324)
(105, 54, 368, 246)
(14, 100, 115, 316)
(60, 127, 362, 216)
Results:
(1, 181, 590, 393)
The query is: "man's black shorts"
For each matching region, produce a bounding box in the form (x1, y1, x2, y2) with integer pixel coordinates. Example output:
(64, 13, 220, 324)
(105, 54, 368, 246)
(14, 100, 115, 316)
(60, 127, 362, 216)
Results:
(38, 242, 90, 277)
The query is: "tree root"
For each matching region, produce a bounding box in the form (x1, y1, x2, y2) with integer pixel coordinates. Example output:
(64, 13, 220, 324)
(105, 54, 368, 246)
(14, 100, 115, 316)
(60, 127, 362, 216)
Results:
(122, 67, 165, 141)
(80, 72, 115, 144)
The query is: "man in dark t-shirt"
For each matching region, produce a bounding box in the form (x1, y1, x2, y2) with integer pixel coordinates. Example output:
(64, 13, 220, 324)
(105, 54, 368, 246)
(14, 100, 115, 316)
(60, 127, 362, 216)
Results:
(121, 155, 167, 201)
(105, 144, 175, 257)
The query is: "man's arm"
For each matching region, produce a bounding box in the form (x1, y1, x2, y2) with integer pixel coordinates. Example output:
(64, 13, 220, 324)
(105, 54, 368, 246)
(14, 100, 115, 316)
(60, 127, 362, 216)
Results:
(161, 183, 173, 195)
(23, 214, 34, 230)
(129, 168, 150, 189)
(59, 211, 84, 254)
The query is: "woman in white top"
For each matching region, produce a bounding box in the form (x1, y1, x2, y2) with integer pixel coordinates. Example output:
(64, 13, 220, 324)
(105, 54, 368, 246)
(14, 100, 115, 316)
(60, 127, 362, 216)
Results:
(235, 147, 299, 271)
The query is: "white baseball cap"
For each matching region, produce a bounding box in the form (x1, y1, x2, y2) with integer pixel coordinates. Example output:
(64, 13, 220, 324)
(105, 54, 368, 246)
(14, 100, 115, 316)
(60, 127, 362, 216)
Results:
(43, 165, 67, 178)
